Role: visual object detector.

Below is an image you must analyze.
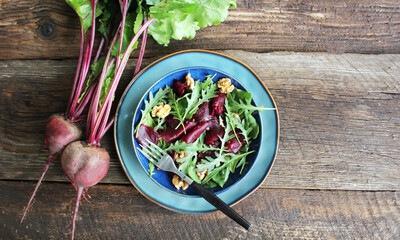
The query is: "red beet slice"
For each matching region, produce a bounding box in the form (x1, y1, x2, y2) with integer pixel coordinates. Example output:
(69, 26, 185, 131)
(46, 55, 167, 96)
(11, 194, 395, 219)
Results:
(173, 79, 187, 97)
(166, 115, 180, 129)
(211, 92, 227, 115)
(205, 118, 225, 145)
(193, 102, 213, 122)
(225, 130, 245, 154)
(182, 121, 210, 144)
(136, 124, 160, 146)
(161, 121, 197, 142)
(197, 150, 217, 160)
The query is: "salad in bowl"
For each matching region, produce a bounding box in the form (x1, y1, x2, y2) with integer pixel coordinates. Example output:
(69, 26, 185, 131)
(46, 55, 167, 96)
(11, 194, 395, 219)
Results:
(133, 68, 274, 195)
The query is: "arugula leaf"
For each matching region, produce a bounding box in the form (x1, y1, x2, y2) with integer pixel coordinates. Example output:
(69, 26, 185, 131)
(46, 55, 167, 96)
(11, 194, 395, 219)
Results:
(181, 75, 218, 121)
(167, 88, 186, 130)
(153, 116, 166, 131)
(148, 161, 155, 176)
(245, 111, 259, 139)
(201, 151, 254, 185)
(148, 0, 236, 46)
(212, 167, 230, 187)
(164, 140, 219, 156)
(65, 0, 103, 32)
(225, 100, 252, 144)
(188, 165, 201, 183)
(135, 86, 170, 133)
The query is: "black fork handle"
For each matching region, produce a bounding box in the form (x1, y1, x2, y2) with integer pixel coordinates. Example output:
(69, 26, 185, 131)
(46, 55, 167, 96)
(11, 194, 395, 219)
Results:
(191, 181, 251, 230)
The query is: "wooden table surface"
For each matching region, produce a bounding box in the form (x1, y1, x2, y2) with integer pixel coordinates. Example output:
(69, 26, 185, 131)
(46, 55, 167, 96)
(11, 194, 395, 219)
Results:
(1, 0, 399, 239)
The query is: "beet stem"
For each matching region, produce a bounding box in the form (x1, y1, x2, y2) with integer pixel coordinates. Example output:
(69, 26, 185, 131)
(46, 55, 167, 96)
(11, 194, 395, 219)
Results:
(89, 18, 155, 144)
(20, 154, 57, 223)
(93, 37, 105, 63)
(73, 79, 98, 119)
(66, 25, 85, 115)
(134, 20, 149, 76)
(97, 115, 115, 142)
(70, 187, 84, 240)
(69, 1, 97, 118)
(115, 0, 128, 68)
(87, 26, 120, 142)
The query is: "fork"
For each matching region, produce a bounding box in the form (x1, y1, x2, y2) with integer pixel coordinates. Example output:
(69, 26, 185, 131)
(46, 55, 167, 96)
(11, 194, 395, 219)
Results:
(138, 139, 251, 230)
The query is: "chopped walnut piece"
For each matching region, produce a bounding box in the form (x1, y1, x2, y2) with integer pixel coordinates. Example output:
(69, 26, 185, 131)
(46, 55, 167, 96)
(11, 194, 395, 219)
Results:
(151, 103, 171, 119)
(185, 73, 195, 91)
(175, 150, 188, 161)
(172, 174, 189, 190)
(197, 169, 208, 181)
(218, 78, 234, 93)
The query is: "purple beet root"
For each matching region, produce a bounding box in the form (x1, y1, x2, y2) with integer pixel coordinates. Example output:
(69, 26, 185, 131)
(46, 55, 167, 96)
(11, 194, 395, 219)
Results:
(136, 124, 160, 146)
(211, 92, 227, 115)
(61, 141, 110, 240)
(205, 118, 225, 145)
(193, 102, 213, 122)
(182, 121, 210, 144)
(161, 121, 197, 142)
(173, 79, 188, 97)
(226, 130, 246, 154)
(45, 114, 82, 154)
(165, 115, 180, 129)
(61, 141, 110, 188)
(21, 114, 82, 223)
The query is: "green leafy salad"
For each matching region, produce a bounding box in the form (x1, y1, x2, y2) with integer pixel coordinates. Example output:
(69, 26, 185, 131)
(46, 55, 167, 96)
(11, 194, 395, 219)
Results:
(135, 73, 274, 189)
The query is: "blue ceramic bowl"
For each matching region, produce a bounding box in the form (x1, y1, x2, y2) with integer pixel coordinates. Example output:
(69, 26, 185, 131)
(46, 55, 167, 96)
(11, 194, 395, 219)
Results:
(114, 50, 279, 214)
(132, 67, 262, 195)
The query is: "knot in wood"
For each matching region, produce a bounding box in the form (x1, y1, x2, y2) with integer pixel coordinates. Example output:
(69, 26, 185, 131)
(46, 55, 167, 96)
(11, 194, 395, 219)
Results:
(39, 22, 54, 39)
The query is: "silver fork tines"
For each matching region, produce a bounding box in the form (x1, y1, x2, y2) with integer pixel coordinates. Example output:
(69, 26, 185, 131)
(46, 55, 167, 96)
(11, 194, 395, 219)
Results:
(138, 139, 193, 184)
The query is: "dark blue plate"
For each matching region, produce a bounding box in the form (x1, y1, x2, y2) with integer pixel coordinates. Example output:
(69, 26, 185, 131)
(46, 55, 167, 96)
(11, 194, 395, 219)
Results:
(133, 68, 262, 195)
(114, 50, 279, 214)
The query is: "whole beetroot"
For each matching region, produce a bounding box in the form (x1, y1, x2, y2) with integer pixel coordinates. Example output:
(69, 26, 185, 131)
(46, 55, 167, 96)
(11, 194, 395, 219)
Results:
(61, 141, 110, 240)
(46, 114, 82, 154)
(21, 114, 82, 223)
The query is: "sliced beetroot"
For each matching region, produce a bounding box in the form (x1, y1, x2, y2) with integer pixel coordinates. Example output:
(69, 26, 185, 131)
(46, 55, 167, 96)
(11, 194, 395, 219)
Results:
(166, 115, 180, 129)
(173, 79, 188, 97)
(182, 121, 210, 144)
(197, 150, 217, 160)
(136, 124, 160, 146)
(193, 102, 213, 122)
(226, 130, 246, 154)
(211, 92, 227, 115)
(205, 118, 225, 145)
(161, 121, 197, 142)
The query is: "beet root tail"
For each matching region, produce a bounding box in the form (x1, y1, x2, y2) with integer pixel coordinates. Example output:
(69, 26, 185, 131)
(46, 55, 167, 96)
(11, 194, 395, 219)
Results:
(20, 153, 57, 223)
(70, 186, 84, 240)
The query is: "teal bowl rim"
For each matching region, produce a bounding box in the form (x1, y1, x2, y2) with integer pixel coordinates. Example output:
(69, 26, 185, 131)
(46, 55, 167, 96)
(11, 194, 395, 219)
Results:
(114, 49, 280, 214)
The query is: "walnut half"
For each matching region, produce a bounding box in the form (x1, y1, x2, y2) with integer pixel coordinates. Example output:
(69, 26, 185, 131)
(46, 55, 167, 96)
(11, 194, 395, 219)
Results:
(151, 103, 171, 119)
(172, 174, 189, 190)
(218, 78, 234, 93)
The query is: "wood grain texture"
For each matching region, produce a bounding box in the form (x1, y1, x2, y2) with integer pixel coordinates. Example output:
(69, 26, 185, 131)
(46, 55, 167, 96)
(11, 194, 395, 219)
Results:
(1, 181, 399, 239)
(1, 0, 400, 60)
(1, 52, 399, 190)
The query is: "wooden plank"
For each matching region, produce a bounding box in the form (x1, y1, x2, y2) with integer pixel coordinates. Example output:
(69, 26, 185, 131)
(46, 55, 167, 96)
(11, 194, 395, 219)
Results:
(1, 0, 399, 60)
(0, 52, 399, 190)
(2, 181, 399, 239)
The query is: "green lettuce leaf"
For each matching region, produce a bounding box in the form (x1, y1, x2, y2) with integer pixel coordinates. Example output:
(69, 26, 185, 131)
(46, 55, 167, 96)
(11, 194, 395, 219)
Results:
(148, 0, 236, 46)
(65, 0, 103, 32)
